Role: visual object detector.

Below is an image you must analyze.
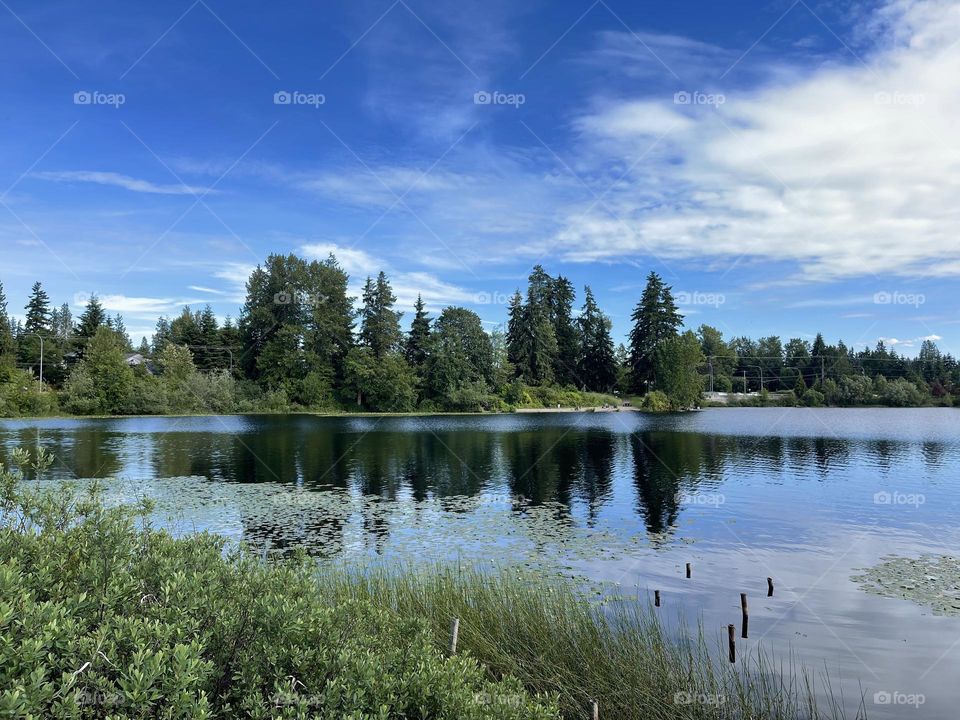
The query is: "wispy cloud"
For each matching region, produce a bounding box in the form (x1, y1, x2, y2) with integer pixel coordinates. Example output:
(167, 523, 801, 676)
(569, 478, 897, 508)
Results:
(33, 170, 214, 195)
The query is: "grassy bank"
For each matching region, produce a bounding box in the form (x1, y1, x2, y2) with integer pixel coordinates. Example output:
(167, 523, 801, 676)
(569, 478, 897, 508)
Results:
(0, 449, 859, 719)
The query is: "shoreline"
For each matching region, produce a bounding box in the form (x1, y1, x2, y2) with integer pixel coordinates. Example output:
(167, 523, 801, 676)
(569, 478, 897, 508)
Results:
(2, 405, 954, 422)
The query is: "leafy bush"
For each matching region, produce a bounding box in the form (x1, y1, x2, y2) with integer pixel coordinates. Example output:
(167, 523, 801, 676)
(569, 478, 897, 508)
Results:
(0, 369, 58, 417)
(639, 390, 671, 412)
(0, 452, 558, 719)
(882, 378, 927, 407)
(801, 389, 825, 407)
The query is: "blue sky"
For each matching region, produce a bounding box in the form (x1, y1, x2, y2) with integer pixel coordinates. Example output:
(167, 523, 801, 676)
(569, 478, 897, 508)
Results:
(0, 0, 957, 353)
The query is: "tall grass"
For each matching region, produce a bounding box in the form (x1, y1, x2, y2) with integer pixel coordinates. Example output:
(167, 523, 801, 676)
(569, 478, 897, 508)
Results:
(315, 564, 865, 720)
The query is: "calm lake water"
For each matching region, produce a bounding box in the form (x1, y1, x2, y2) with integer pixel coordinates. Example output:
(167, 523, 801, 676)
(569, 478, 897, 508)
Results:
(2, 408, 959, 719)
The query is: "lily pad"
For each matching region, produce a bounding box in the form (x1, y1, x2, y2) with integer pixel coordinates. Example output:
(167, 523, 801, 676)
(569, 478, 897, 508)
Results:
(852, 555, 960, 616)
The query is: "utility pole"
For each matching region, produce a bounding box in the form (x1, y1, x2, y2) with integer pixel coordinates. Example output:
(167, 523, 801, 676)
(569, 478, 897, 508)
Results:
(708, 356, 714, 393)
(31, 333, 44, 391)
(742, 370, 747, 393)
(820, 356, 825, 385)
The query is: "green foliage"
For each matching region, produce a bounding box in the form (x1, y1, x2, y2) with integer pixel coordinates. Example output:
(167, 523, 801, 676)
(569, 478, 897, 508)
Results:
(425, 307, 494, 408)
(61, 327, 135, 415)
(576, 287, 617, 392)
(628, 272, 682, 394)
(359, 271, 402, 358)
(801, 389, 825, 407)
(639, 390, 671, 412)
(343, 347, 416, 411)
(654, 331, 704, 409)
(0, 369, 58, 417)
(882, 378, 927, 407)
(0, 455, 558, 720)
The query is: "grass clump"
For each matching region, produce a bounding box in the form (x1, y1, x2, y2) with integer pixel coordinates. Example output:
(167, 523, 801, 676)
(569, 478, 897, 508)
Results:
(316, 566, 861, 720)
(0, 448, 558, 719)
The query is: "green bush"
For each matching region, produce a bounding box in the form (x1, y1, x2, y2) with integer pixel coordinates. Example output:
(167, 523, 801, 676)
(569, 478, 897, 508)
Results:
(639, 390, 671, 412)
(0, 369, 59, 417)
(0, 451, 558, 720)
(801, 389, 825, 407)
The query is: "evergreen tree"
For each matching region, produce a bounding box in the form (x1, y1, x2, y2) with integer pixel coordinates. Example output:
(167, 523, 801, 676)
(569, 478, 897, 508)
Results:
(425, 307, 494, 407)
(137, 337, 151, 356)
(405, 294, 431, 371)
(549, 276, 578, 386)
(197, 305, 220, 369)
(505, 290, 525, 376)
(0, 281, 16, 360)
(18, 281, 52, 373)
(359, 272, 401, 358)
(576, 286, 616, 392)
(511, 266, 558, 386)
(628, 272, 682, 393)
(76, 294, 107, 342)
(153, 317, 172, 354)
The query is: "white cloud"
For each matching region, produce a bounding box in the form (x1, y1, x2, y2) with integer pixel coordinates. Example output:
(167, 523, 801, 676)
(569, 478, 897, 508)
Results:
(33, 170, 213, 195)
(552, 0, 960, 280)
(72, 294, 202, 314)
(300, 242, 476, 311)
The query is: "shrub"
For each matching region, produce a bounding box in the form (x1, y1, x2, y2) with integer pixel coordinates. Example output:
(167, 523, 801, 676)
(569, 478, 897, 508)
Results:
(801, 389, 825, 407)
(639, 390, 670, 412)
(0, 369, 59, 417)
(0, 452, 558, 720)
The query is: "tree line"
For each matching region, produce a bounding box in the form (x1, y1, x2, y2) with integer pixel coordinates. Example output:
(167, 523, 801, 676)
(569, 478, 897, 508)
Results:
(1, 255, 956, 416)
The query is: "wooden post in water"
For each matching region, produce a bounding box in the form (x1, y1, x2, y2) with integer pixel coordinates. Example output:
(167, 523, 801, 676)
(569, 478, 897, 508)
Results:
(767, 577, 774, 597)
(448, 618, 460, 656)
(591, 700, 599, 720)
(727, 624, 736, 663)
(740, 593, 749, 638)
(685, 562, 691, 578)
(654, 590, 661, 607)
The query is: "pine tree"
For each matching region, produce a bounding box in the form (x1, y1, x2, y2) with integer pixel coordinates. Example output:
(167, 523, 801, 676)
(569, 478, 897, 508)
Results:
(18, 281, 51, 372)
(628, 272, 682, 393)
(76, 294, 106, 340)
(0, 281, 17, 359)
(576, 286, 617, 392)
(153, 317, 172, 355)
(549, 276, 579, 386)
(405, 294, 431, 371)
(359, 272, 401, 358)
(197, 305, 220, 369)
(505, 290, 525, 376)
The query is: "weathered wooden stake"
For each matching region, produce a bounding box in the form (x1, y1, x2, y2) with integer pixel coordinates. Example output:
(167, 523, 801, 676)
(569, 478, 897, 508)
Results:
(685, 562, 691, 578)
(727, 624, 736, 663)
(448, 618, 460, 656)
(654, 590, 661, 607)
(740, 592, 749, 638)
(767, 577, 774, 597)
(591, 699, 599, 720)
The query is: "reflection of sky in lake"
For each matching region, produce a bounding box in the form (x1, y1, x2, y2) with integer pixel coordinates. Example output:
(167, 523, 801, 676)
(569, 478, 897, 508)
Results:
(2, 408, 960, 719)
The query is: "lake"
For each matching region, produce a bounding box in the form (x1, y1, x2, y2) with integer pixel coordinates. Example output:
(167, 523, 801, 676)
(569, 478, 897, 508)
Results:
(2, 408, 958, 719)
